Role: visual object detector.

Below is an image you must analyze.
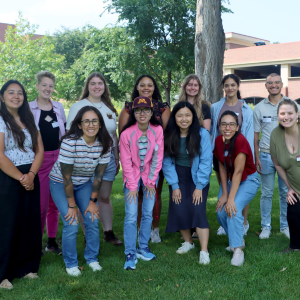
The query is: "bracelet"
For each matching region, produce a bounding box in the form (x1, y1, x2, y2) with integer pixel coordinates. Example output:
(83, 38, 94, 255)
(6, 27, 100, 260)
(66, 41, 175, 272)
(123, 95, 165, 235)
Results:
(68, 205, 77, 209)
(29, 170, 36, 176)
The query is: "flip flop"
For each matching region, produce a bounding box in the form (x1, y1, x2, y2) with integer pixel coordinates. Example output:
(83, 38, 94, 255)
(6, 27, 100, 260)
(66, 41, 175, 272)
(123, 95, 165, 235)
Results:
(0, 279, 13, 289)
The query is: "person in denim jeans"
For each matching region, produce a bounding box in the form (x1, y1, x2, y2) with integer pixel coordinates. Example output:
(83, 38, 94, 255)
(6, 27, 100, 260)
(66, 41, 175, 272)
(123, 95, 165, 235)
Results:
(214, 111, 260, 266)
(119, 96, 164, 270)
(253, 73, 291, 239)
(49, 106, 113, 276)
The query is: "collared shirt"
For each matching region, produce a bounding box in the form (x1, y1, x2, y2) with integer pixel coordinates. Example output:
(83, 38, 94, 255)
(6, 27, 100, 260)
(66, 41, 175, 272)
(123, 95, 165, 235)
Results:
(253, 95, 291, 152)
(29, 98, 66, 140)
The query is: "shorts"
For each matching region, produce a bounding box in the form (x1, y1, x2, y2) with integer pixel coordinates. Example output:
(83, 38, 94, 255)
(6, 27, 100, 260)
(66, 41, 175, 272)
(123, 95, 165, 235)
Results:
(213, 154, 219, 172)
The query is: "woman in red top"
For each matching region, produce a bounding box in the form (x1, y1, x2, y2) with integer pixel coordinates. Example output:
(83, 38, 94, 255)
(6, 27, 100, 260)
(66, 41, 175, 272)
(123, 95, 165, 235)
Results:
(214, 111, 260, 267)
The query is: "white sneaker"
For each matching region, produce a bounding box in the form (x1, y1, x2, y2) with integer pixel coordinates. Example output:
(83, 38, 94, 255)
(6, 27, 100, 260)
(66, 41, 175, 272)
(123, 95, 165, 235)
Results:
(151, 228, 161, 243)
(88, 262, 102, 272)
(226, 239, 245, 252)
(176, 242, 195, 254)
(217, 226, 227, 235)
(280, 228, 290, 239)
(259, 228, 271, 239)
(243, 221, 249, 236)
(231, 248, 244, 266)
(66, 266, 81, 276)
(199, 251, 210, 265)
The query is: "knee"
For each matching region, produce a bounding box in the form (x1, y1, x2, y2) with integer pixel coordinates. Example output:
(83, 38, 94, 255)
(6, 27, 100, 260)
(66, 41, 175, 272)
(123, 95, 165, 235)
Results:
(98, 195, 110, 204)
(125, 209, 138, 224)
(84, 213, 99, 228)
(63, 222, 79, 236)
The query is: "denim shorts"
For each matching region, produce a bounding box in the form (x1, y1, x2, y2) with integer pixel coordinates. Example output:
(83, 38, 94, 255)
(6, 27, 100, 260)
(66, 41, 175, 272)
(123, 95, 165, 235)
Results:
(94, 151, 116, 182)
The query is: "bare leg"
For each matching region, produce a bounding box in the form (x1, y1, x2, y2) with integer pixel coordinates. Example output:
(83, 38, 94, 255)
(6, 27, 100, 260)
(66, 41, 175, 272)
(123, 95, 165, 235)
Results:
(180, 229, 193, 244)
(196, 227, 209, 252)
(242, 204, 249, 225)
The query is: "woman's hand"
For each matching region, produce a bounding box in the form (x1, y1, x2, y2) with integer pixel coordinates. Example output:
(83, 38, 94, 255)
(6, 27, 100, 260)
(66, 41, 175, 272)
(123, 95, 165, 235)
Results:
(172, 189, 181, 204)
(216, 194, 228, 213)
(125, 190, 138, 204)
(64, 207, 79, 225)
(286, 188, 299, 205)
(84, 201, 99, 222)
(20, 173, 34, 189)
(115, 159, 120, 176)
(144, 185, 156, 200)
(192, 189, 202, 205)
(225, 200, 237, 218)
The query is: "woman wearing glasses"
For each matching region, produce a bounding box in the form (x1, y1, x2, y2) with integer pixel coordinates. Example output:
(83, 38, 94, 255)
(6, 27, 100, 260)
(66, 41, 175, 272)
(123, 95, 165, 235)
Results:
(67, 73, 122, 246)
(214, 111, 260, 266)
(211, 74, 254, 236)
(49, 106, 113, 276)
(119, 96, 163, 270)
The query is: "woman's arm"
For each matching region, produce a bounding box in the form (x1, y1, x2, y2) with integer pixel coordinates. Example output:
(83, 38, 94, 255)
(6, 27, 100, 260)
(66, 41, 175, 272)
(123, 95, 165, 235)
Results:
(112, 131, 120, 175)
(118, 106, 129, 135)
(161, 107, 171, 131)
(216, 161, 229, 212)
(202, 119, 211, 132)
(0, 132, 23, 180)
(60, 162, 76, 207)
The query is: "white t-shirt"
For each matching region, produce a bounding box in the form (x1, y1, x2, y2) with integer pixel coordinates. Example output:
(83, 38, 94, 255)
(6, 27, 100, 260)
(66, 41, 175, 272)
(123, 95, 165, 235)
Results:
(0, 116, 39, 166)
(66, 99, 117, 146)
(49, 136, 111, 185)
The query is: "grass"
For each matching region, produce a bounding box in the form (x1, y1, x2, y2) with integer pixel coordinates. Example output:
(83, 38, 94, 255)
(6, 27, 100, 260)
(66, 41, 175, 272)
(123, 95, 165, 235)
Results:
(1, 171, 300, 300)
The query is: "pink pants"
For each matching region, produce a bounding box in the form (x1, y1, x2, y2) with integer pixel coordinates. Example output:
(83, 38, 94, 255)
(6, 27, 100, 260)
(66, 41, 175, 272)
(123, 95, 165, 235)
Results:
(39, 150, 60, 238)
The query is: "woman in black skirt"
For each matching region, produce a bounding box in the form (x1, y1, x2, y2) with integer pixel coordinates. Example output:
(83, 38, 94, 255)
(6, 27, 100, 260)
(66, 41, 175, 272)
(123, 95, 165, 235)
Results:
(0, 80, 44, 289)
(162, 102, 212, 264)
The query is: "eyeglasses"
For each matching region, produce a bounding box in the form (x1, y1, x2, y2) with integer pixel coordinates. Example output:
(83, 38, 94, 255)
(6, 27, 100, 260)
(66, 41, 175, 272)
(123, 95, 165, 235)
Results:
(81, 119, 100, 126)
(266, 81, 282, 85)
(134, 108, 151, 114)
(220, 122, 237, 129)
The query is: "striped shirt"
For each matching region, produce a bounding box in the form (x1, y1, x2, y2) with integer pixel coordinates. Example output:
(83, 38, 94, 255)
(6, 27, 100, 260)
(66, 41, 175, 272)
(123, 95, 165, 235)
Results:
(49, 136, 110, 185)
(138, 135, 148, 170)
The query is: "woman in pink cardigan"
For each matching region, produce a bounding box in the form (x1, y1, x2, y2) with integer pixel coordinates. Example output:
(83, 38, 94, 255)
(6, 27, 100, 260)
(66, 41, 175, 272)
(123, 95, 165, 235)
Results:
(119, 96, 164, 270)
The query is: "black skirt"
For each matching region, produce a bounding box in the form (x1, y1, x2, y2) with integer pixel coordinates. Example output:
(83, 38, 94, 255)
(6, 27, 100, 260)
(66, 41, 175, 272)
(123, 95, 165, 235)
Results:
(0, 164, 41, 283)
(288, 195, 300, 249)
(166, 164, 209, 233)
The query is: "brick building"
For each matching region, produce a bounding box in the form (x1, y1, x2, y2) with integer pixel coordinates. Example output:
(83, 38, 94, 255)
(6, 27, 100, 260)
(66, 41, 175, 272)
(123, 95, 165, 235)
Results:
(224, 32, 300, 103)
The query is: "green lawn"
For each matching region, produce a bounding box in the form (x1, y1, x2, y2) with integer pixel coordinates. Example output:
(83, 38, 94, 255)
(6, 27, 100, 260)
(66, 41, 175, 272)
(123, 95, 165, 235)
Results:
(1, 171, 299, 300)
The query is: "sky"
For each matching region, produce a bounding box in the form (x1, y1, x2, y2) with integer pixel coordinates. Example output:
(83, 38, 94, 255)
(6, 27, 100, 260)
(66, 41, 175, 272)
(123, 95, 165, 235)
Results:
(0, 0, 299, 44)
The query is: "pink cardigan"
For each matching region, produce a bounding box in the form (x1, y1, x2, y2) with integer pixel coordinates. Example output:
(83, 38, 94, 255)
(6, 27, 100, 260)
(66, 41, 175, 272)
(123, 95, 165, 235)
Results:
(120, 122, 164, 191)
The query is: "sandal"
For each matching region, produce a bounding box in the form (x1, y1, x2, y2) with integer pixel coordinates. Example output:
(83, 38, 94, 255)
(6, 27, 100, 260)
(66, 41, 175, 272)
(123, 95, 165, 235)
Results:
(0, 279, 13, 289)
(24, 273, 39, 279)
(191, 232, 198, 240)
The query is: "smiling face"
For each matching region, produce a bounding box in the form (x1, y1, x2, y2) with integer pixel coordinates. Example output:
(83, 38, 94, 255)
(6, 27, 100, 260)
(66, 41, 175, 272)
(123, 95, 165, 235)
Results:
(278, 104, 299, 128)
(78, 110, 100, 141)
(36, 77, 54, 100)
(185, 79, 200, 99)
(175, 107, 193, 131)
(88, 76, 105, 100)
(220, 114, 239, 143)
(134, 107, 153, 126)
(223, 78, 239, 99)
(136, 77, 155, 99)
(265, 75, 283, 96)
(2, 83, 24, 113)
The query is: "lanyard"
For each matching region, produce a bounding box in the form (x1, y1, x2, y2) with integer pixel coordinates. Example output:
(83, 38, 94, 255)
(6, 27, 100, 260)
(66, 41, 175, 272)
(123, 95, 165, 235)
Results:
(223, 142, 232, 178)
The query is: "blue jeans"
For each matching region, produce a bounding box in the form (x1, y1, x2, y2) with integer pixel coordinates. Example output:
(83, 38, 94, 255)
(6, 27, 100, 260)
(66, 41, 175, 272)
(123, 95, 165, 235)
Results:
(217, 172, 260, 248)
(124, 178, 156, 255)
(260, 152, 288, 230)
(50, 179, 99, 268)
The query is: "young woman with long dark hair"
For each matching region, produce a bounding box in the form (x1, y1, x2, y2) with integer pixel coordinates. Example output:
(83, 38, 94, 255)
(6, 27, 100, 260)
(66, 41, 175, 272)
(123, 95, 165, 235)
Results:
(50, 106, 113, 276)
(120, 96, 163, 270)
(163, 102, 212, 264)
(270, 99, 300, 253)
(211, 74, 254, 236)
(214, 110, 260, 266)
(29, 71, 66, 254)
(67, 73, 122, 246)
(119, 75, 171, 243)
(0, 80, 44, 289)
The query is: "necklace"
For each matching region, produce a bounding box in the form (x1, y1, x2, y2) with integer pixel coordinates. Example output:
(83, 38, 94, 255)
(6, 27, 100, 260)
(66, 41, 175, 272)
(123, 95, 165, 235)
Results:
(86, 98, 102, 109)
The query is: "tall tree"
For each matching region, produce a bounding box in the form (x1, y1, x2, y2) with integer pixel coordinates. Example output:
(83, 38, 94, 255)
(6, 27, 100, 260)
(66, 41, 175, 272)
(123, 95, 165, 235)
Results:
(195, 0, 226, 103)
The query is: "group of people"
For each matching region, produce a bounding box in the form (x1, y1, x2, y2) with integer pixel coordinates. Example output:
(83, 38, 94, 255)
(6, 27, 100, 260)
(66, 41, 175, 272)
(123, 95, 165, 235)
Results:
(0, 70, 299, 289)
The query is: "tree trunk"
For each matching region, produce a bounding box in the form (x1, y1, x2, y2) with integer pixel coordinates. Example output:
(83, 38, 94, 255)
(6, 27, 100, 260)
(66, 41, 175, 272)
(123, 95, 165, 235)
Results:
(195, 0, 225, 104)
(164, 71, 172, 105)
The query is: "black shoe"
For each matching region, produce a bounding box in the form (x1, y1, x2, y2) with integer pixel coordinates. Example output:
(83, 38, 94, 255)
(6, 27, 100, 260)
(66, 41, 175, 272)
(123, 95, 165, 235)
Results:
(103, 230, 123, 246)
(45, 241, 62, 255)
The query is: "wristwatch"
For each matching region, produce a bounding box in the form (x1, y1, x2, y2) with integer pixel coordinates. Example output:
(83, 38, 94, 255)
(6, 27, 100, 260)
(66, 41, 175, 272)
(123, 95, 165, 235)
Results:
(90, 197, 97, 203)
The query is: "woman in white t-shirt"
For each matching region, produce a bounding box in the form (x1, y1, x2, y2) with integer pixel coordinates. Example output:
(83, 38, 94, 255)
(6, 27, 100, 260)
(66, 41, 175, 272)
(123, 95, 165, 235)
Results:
(50, 106, 113, 276)
(67, 73, 122, 245)
(0, 80, 44, 289)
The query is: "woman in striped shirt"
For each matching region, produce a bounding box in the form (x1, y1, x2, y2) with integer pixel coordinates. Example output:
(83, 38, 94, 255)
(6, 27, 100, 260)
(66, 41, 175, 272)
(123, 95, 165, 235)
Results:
(49, 106, 113, 276)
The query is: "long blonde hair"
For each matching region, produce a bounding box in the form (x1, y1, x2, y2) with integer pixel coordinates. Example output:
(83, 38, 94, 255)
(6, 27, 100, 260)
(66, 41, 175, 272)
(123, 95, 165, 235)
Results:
(178, 74, 210, 126)
(80, 72, 118, 116)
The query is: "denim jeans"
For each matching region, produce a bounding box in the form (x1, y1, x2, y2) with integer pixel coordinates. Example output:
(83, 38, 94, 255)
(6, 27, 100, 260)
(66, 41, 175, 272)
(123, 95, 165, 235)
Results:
(50, 179, 99, 268)
(260, 152, 288, 230)
(217, 172, 261, 248)
(124, 178, 156, 255)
